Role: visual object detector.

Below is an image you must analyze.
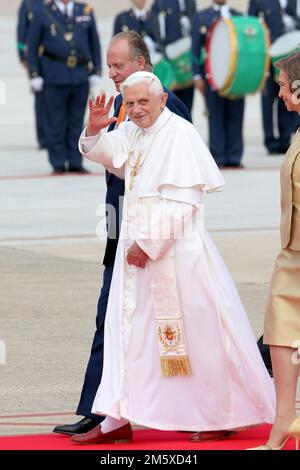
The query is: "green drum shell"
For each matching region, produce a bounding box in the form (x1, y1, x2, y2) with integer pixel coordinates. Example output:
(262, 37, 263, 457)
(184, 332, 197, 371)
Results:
(170, 49, 193, 89)
(222, 16, 269, 98)
(153, 58, 176, 90)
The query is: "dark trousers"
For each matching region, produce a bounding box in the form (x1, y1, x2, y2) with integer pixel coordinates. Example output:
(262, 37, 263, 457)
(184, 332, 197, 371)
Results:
(34, 91, 46, 148)
(174, 85, 194, 113)
(43, 82, 89, 171)
(76, 263, 114, 419)
(205, 86, 244, 166)
(257, 335, 273, 377)
(262, 69, 298, 151)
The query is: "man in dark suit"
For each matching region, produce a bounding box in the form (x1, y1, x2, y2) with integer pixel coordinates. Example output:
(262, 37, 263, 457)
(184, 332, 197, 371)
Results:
(248, 0, 299, 154)
(27, 0, 102, 174)
(53, 31, 192, 436)
(17, 0, 46, 149)
(192, 0, 245, 168)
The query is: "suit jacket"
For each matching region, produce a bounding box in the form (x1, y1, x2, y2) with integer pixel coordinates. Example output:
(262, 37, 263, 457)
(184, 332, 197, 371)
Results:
(280, 130, 300, 251)
(103, 89, 192, 266)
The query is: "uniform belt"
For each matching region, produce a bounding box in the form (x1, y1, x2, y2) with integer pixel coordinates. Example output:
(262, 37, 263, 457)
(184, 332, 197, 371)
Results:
(43, 50, 88, 68)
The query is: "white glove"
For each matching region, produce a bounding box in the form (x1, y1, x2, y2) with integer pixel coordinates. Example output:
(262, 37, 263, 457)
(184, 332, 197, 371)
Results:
(180, 15, 191, 36)
(89, 74, 102, 88)
(282, 14, 297, 32)
(144, 35, 157, 55)
(30, 76, 44, 92)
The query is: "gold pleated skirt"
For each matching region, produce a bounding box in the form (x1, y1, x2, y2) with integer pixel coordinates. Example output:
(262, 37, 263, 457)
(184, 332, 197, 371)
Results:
(264, 249, 300, 347)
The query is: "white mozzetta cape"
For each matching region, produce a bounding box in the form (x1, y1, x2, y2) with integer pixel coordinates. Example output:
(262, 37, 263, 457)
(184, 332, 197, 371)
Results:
(79, 108, 225, 199)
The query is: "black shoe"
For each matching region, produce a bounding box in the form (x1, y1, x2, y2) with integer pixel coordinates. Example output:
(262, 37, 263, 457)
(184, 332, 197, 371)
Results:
(278, 146, 290, 154)
(224, 163, 245, 169)
(53, 417, 102, 436)
(68, 166, 91, 174)
(267, 148, 281, 155)
(51, 169, 65, 175)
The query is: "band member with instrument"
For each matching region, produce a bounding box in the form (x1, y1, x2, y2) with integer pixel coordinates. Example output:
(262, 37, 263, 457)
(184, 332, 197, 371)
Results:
(192, 1, 245, 168)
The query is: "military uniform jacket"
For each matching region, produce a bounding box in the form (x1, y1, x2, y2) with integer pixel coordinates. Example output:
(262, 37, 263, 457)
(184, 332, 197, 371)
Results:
(113, 8, 153, 37)
(248, 0, 298, 42)
(151, 0, 196, 46)
(17, 0, 44, 62)
(27, 0, 101, 84)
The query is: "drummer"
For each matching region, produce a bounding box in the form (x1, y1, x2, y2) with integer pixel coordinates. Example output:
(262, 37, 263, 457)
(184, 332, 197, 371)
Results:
(151, 0, 196, 112)
(113, 1, 158, 60)
(192, 1, 245, 168)
(248, 0, 300, 154)
(113, 1, 153, 39)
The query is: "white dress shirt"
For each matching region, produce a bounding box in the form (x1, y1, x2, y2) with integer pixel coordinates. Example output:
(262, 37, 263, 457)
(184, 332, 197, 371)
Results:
(133, 7, 148, 21)
(213, 3, 232, 19)
(54, 0, 74, 18)
(279, 0, 288, 9)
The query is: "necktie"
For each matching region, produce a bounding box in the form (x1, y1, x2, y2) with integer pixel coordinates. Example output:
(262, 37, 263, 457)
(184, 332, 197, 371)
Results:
(64, 5, 69, 20)
(117, 101, 126, 127)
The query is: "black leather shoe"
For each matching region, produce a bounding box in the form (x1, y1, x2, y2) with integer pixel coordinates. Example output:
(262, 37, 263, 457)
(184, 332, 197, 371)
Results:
(68, 166, 91, 174)
(278, 146, 290, 154)
(53, 417, 102, 436)
(267, 149, 279, 155)
(224, 163, 245, 169)
(51, 169, 65, 175)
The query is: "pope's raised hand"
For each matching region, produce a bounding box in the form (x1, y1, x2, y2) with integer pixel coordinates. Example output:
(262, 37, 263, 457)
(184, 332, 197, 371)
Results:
(86, 94, 118, 136)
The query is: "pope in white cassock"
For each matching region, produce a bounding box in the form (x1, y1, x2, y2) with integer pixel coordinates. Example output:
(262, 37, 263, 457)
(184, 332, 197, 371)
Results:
(73, 71, 275, 445)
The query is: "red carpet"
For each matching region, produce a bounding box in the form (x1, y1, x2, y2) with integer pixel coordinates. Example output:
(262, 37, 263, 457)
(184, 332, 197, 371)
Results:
(0, 425, 297, 450)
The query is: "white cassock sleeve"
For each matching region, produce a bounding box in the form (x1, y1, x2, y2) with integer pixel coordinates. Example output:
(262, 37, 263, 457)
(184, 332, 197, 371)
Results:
(78, 127, 127, 179)
(136, 186, 202, 261)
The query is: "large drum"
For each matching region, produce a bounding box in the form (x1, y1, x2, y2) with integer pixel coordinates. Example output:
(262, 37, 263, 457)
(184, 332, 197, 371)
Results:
(205, 16, 270, 98)
(152, 51, 176, 90)
(165, 37, 194, 89)
(270, 31, 300, 80)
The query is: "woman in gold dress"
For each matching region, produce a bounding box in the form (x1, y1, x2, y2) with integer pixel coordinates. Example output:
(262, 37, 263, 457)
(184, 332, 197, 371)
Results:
(253, 51, 300, 450)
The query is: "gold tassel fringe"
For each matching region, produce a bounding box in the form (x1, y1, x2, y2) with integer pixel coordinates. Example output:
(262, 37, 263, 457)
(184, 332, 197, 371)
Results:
(160, 356, 192, 377)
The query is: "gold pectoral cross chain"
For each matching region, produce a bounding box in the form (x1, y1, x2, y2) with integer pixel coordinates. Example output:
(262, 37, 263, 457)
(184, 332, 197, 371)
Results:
(129, 152, 142, 190)
(127, 113, 173, 191)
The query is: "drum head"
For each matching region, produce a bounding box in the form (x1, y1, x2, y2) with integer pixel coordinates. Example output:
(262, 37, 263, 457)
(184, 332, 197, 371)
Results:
(206, 20, 231, 90)
(270, 31, 300, 57)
